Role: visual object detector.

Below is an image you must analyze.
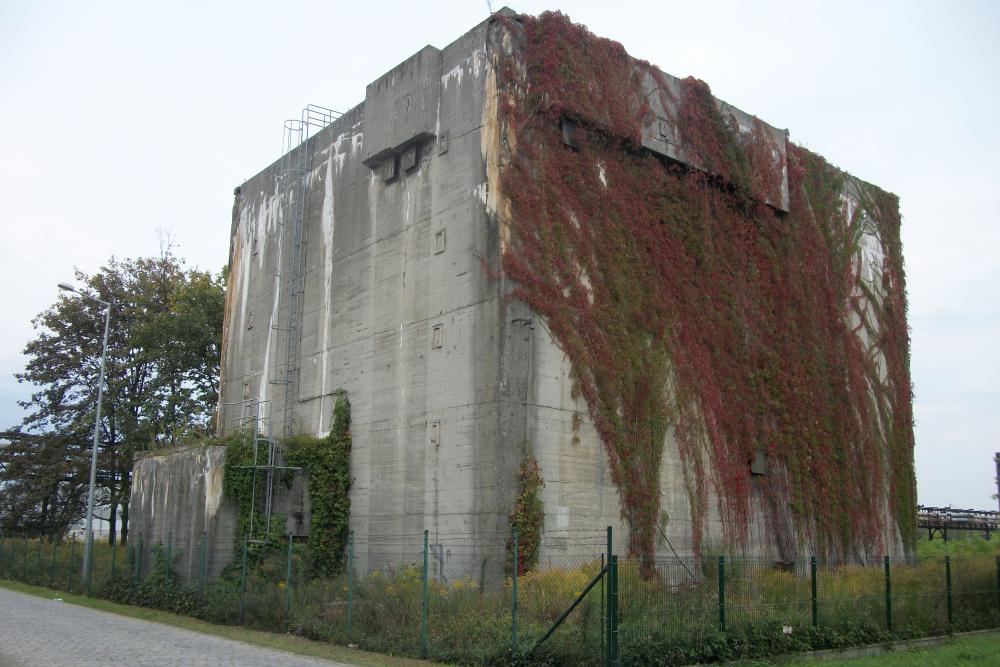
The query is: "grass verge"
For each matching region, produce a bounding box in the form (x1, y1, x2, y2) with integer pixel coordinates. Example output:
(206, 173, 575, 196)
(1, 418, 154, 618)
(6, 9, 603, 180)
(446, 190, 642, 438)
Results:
(733, 629, 1000, 666)
(0, 578, 434, 667)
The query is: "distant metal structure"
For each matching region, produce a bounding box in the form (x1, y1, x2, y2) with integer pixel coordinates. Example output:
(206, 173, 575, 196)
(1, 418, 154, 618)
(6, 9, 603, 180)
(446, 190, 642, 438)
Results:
(995, 452, 999, 513)
(917, 505, 1000, 541)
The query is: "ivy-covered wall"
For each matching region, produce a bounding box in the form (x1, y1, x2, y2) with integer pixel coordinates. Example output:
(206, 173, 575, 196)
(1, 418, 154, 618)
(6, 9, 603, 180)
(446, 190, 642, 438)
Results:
(493, 11, 916, 562)
(222, 391, 352, 577)
(285, 390, 352, 577)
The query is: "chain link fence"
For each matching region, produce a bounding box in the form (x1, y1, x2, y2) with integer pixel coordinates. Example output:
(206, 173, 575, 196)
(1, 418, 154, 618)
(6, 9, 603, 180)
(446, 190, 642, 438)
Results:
(2, 529, 999, 665)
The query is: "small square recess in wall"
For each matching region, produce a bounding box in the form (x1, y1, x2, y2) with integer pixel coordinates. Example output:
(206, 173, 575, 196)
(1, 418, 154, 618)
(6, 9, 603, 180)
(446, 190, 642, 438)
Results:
(431, 324, 443, 349)
(429, 421, 440, 447)
(434, 229, 446, 254)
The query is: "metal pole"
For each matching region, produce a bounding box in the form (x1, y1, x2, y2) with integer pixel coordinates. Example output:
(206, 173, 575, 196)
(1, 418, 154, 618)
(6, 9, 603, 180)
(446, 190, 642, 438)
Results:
(810, 556, 818, 627)
(68, 539, 76, 593)
(945, 555, 953, 626)
(200, 531, 208, 596)
(134, 533, 141, 583)
(718, 556, 726, 632)
(35, 537, 42, 586)
(421, 529, 429, 659)
(137, 532, 143, 581)
(166, 531, 172, 584)
(49, 539, 57, 588)
(605, 526, 613, 667)
(285, 533, 293, 632)
(82, 301, 111, 587)
(610, 554, 619, 667)
(346, 530, 354, 638)
(884, 555, 892, 633)
(239, 539, 248, 625)
(600, 553, 605, 666)
(110, 539, 117, 580)
(512, 526, 519, 652)
(22, 536, 28, 581)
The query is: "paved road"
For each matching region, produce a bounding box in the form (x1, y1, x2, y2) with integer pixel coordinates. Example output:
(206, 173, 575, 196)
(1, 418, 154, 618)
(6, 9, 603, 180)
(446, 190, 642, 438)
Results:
(0, 587, 356, 667)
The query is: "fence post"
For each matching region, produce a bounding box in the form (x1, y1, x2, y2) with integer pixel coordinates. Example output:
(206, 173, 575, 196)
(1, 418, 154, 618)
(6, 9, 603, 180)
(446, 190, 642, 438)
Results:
(68, 539, 76, 593)
(610, 554, 619, 666)
(166, 531, 172, 584)
(605, 526, 613, 667)
(512, 526, 519, 653)
(285, 533, 293, 632)
(49, 539, 57, 588)
(421, 529, 429, 659)
(811, 556, 818, 627)
(35, 537, 42, 586)
(239, 539, 248, 625)
(22, 536, 28, 581)
(346, 530, 354, 639)
(10, 535, 16, 580)
(718, 555, 726, 633)
(200, 531, 208, 596)
(945, 555, 953, 626)
(996, 555, 1000, 612)
(84, 535, 92, 595)
(884, 555, 892, 633)
(600, 553, 606, 666)
(137, 532, 144, 582)
(110, 540, 117, 580)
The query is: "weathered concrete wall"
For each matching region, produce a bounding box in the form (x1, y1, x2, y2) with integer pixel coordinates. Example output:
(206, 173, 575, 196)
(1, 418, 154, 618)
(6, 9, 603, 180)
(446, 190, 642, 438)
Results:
(130, 445, 311, 583)
(129, 446, 237, 583)
(219, 15, 523, 576)
(212, 9, 905, 573)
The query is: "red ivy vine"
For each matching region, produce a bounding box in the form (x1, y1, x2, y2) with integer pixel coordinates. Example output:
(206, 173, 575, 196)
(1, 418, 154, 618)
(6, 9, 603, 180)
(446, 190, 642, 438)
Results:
(493, 11, 916, 562)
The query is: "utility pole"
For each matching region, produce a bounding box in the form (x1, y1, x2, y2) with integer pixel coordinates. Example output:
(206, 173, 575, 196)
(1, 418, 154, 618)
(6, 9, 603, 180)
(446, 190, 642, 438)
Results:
(59, 282, 111, 591)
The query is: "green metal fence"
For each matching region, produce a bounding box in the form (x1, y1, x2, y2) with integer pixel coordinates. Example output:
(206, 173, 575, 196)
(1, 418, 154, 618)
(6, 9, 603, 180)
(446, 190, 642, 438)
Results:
(2, 528, 999, 666)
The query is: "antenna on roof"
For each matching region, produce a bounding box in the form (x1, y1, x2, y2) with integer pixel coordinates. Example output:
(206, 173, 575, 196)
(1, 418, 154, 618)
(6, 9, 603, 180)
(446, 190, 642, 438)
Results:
(485, 0, 494, 15)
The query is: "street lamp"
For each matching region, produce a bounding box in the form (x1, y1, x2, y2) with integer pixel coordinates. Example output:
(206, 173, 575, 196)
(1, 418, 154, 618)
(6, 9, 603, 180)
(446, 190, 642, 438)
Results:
(59, 281, 111, 592)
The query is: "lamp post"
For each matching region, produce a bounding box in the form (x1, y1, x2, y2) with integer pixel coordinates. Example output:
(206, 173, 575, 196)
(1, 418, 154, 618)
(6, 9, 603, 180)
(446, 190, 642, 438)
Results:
(59, 282, 111, 590)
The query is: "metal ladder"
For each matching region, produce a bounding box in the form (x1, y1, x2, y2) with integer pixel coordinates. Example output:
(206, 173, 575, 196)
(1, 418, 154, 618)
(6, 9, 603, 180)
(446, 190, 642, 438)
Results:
(274, 104, 340, 439)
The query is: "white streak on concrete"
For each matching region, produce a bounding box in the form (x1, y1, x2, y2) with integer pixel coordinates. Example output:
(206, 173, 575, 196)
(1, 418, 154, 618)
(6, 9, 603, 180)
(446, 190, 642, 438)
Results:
(441, 46, 485, 89)
(472, 181, 489, 204)
(259, 200, 284, 413)
(318, 153, 336, 434)
(204, 449, 223, 522)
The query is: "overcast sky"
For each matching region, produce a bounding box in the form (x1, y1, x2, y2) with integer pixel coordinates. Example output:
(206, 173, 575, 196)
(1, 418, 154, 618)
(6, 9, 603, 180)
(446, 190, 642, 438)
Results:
(2, 0, 997, 509)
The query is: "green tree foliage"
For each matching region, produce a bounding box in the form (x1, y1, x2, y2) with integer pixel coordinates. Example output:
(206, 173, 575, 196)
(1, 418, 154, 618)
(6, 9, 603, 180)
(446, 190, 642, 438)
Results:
(1, 252, 224, 542)
(0, 429, 89, 538)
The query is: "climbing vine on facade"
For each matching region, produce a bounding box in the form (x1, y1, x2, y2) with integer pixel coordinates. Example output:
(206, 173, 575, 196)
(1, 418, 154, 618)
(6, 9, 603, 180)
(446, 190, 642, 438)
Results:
(222, 431, 287, 569)
(285, 389, 352, 577)
(507, 452, 545, 575)
(493, 11, 916, 562)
